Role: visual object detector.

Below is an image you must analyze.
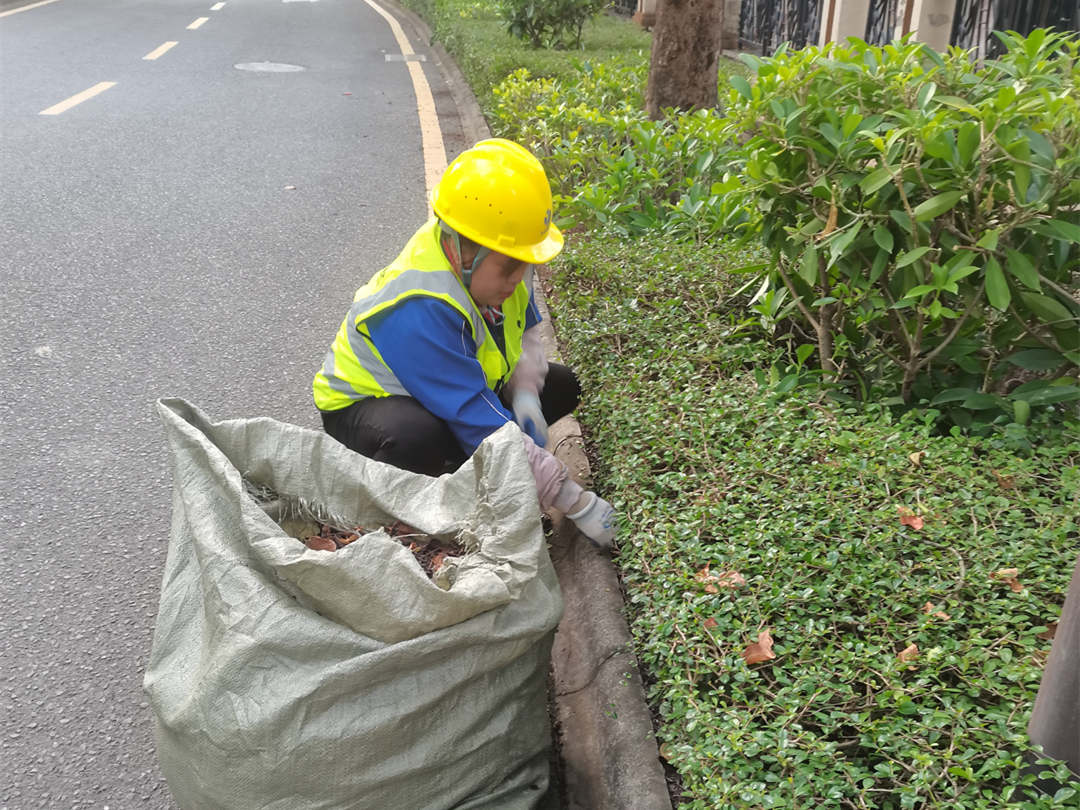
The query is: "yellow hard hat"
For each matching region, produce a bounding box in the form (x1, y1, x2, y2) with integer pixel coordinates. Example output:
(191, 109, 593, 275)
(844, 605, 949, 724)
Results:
(432, 138, 564, 265)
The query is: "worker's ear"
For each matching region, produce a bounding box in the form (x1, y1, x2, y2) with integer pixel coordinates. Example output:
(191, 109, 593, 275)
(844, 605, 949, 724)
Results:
(458, 238, 479, 269)
(441, 235, 461, 272)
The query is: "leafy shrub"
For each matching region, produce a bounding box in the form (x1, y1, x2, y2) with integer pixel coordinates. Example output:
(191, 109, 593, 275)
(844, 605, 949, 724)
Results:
(551, 232, 1080, 809)
(490, 61, 750, 239)
(501, 0, 610, 49)
(723, 31, 1080, 430)
(490, 62, 648, 195)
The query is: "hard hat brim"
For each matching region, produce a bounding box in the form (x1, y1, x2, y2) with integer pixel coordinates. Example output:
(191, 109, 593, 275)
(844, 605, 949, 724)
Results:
(505, 223, 564, 265)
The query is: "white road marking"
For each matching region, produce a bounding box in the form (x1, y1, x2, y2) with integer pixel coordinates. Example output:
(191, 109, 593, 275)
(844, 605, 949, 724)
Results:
(143, 41, 178, 60)
(187, 16, 208, 29)
(362, 0, 446, 201)
(39, 81, 117, 115)
(210, 2, 225, 8)
(0, 0, 61, 18)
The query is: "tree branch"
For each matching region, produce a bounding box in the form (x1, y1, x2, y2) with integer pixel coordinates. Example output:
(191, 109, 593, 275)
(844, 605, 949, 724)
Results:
(775, 261, 822, 334)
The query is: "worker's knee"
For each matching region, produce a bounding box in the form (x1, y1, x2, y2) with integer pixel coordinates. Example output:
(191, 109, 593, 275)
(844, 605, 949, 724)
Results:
(379, 410, 463, 476)
(321, 396, 461, 476)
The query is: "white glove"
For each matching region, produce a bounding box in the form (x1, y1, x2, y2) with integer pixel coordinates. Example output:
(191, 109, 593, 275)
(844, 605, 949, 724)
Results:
(566, 491, 617, 550)
(511, 390, 549, 448)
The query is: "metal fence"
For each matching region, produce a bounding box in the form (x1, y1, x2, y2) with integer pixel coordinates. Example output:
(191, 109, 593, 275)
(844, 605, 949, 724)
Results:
(732, 0, 1078, 58)
(952, 0, 1080, 56)
(738, 0, 823, 54)
(863, 0, 908, 45)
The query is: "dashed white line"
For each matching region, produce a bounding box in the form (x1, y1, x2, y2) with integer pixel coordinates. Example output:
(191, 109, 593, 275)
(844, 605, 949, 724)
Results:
(0, 0, 61, 18)
(39, 82, 117, 115)
(210, 2, 225, 9)
(187, 16, 208, 29)
(143, 41, 178, 60)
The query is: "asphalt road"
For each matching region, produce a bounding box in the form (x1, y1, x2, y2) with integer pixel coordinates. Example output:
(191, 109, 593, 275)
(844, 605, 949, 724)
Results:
(0, 0, 468, 804)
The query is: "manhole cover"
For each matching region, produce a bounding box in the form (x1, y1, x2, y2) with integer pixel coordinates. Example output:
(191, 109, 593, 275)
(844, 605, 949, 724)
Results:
(234, 62, 305, 72)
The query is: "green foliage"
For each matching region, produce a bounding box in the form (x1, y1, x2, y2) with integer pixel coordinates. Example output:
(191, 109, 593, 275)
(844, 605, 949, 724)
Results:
(490, 61, 649, 196)
(723, 32, 1080, 426)
(396, 0, 650, 114)
(490, 61, 751, 240)
(551, 232, 1080, 808)
(501, 0, 610, 49)
(378, 4, 1080, 803)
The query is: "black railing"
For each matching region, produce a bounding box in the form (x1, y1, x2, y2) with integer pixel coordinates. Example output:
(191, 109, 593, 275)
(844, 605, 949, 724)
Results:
(739, 0, 823, 55)
(864, 0, 909, 45)
(952, 0, 1080, 56)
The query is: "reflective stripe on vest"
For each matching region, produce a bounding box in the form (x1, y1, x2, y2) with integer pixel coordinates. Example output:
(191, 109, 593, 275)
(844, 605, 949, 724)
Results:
(313, 219, 531, 411)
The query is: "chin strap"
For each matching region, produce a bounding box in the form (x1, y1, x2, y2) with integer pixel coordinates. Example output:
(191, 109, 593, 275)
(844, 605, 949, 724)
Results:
(439, 220, 491, 291)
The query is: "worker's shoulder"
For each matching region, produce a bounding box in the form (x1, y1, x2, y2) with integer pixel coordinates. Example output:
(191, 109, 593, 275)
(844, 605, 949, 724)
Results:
(369, 292, 469, 333)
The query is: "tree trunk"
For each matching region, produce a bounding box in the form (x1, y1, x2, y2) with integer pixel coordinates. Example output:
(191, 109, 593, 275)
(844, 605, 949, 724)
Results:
(645, 0, 724, 120)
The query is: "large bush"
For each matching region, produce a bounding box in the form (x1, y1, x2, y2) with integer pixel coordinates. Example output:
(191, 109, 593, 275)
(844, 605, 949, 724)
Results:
(724, 31, 1080, 430)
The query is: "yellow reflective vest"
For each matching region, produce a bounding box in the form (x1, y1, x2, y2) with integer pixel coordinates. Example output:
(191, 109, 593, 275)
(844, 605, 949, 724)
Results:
(313, 219, 531, 412)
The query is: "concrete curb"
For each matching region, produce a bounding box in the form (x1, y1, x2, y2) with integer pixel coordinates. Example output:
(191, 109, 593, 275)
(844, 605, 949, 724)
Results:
(382, 4, 673, 807)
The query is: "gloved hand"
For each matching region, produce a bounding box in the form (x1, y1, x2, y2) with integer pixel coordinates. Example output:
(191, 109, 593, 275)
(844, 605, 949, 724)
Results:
(511, 389, 549, 448)
(566, 491, 617, 550)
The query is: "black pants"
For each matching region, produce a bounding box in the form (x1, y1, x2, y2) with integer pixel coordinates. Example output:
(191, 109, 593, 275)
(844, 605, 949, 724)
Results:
(320, 363, 581, 476)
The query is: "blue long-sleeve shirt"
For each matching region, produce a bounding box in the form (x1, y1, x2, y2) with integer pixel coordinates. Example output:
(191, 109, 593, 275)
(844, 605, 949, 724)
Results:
(366, 293, 543, 454)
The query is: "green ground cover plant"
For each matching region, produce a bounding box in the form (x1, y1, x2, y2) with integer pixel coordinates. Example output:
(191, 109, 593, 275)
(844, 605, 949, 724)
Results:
(400, 1, 1080, 803)
(550, 234, 1080, 808)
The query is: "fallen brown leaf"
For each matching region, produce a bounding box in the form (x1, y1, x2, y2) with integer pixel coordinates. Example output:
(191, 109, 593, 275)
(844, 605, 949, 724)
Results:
(695, 564, 746, 591)
(898, 512, 924, 531)
(989, 569, 1024, 592)
(742, 629, 776, 665)
(703, 617, 718, 630)
(922, 602, 950, 620)
(716, 571, 747, 588)
(898, 643, 919, 662)
(658, 742, 673, 761)
(909, 451, 926, 467)
(1036, 622, 1058, 641)
(430, 550, 447, 573)
(991, 470, 1016, 490)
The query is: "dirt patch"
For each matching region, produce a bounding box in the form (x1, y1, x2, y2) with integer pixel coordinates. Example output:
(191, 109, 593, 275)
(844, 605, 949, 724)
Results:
(300, 521, 465, 580)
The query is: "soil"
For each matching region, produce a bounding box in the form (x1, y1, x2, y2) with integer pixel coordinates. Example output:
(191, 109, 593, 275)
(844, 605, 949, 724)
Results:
(300, 520, 465, 580)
